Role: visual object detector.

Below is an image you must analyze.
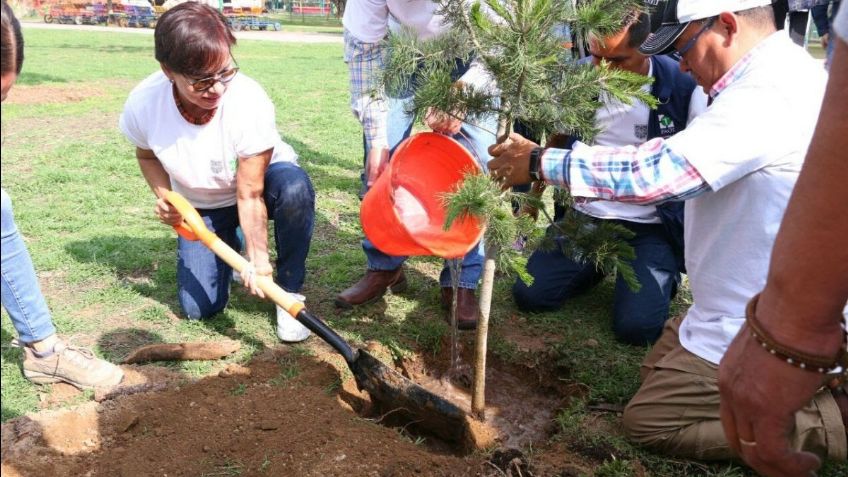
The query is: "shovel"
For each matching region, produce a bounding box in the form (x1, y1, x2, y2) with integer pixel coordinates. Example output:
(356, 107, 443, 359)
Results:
(164, 191, 469, 443)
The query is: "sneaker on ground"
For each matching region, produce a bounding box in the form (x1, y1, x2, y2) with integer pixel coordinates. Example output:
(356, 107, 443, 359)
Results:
(21, 339, 124, 389)
(276, 293, 311, 343)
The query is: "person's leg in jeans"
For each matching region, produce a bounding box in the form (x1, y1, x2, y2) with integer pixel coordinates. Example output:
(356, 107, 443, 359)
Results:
(264, 161, 315, 293)
(437, 112, 498, 291)
(1, 188, 56, 343)
(610, 223, 681, 345)
(2, 188, 123, 388)
(177, 206, 241, 319)
(774, 0, 789, 30)
(789, 8, 811, 47)
(361, 94, 416, 272)
(336, 94, 412, 308)
(512, 232, 606, 312)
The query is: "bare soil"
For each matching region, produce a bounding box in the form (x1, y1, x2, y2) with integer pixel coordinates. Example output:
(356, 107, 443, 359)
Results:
(1, 341, 595, 476)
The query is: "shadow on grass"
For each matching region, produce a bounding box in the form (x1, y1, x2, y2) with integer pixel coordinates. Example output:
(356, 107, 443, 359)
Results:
(64, 235, 267, 352)
(1, 327, 26, 421)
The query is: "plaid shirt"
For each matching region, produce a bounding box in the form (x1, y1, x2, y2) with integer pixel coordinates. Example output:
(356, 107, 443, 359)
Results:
(344, 29, 389, 151)
(540, 43, 764, 206)
(540, 138, 709, 205)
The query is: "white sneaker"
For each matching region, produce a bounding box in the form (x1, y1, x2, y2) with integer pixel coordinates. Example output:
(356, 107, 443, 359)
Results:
(276, 293, 311, 343)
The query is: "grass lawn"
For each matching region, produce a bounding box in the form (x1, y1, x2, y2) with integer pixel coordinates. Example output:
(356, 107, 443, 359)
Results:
(0, 29, 843, 477)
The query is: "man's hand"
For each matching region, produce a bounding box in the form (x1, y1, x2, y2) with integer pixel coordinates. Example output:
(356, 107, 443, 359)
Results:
(155, 196, 183, 226)
(424, 107, 464, 136)
(821, 32, 830, 50)
(718, 327, 828, 477)
(487, 132, 539, 186)
(366, 147, 390, 188)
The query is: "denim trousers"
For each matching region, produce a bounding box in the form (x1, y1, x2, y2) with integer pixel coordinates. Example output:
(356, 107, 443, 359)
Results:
(360, 89, 498, 290)
(177, 162, 315, 319)
(1, 188, 57, 343)
(512, 216, 681, 345)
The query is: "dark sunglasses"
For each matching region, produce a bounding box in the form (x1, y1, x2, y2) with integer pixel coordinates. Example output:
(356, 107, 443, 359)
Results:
(187, 65, 240, 92)
(677, 17, 717, 57)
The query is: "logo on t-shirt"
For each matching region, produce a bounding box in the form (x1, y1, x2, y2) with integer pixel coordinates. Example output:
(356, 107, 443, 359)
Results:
(210, 160, 224, 174)
(658, 114, 676, 136)
(634, 124, 648, 140)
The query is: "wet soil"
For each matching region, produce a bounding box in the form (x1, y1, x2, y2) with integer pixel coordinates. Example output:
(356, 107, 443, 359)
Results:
(1, 341, 593, 476)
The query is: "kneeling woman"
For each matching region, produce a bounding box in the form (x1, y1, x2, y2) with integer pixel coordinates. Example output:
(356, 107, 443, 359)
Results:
(120, 2, 315, 342)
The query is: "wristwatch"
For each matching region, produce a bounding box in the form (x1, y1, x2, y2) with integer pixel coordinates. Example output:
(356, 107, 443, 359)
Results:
(529, 147, 545, 182)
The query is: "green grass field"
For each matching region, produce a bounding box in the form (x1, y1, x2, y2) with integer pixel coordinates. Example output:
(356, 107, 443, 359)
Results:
(0, 28, 843, 477)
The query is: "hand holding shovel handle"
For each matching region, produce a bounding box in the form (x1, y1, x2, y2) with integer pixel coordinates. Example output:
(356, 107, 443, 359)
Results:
(163, 191, 472, 445)
(164, 192, 306, 331)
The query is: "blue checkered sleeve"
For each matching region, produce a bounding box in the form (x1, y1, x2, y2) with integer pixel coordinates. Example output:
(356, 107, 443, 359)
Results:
(344, 29, 389, 151)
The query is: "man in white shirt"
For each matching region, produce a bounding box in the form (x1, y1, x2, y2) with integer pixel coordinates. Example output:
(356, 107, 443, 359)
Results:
(338, 0, 496, 329)
(719, 4, 848, 476)
(486, 0, 845, 463)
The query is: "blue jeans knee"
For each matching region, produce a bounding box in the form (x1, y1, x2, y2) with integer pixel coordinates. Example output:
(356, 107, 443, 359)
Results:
(264, 162, 315, 292)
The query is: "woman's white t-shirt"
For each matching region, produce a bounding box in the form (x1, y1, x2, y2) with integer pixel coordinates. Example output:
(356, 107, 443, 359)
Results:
(119, 71, 298, 209)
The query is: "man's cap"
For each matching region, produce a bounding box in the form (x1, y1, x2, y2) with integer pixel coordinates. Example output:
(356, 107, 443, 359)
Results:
(639, 0, 774, 55)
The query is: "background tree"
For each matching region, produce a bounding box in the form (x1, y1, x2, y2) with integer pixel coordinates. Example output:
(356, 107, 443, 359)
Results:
(381, 0, 654, 417)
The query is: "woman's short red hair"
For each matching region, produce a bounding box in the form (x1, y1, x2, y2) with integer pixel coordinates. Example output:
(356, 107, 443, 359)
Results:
(154, 2, 236, 77)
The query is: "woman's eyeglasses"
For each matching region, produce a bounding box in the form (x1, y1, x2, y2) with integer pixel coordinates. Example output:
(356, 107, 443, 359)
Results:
(187, 66, 240, 92)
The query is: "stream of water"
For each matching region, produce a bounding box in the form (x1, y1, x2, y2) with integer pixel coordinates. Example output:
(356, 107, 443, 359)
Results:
(447, 258, 462, 376)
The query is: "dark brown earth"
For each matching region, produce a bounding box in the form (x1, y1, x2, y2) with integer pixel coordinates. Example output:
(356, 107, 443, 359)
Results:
(1, 340, 597, 477)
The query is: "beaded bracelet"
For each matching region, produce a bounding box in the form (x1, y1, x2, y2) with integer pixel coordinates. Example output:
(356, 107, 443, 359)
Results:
(745, 293, 848, 376)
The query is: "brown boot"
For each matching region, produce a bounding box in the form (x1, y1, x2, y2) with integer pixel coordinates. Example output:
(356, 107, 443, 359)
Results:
(440, 287, 479, 330)
(335, 268, 407, 309)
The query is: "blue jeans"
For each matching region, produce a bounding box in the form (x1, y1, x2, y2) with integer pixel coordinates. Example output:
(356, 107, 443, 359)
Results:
(512, 217, 681, 345)
(1, 188, 57, 343)
(177, 162, 315, 319)
(360, 86, 497, 289)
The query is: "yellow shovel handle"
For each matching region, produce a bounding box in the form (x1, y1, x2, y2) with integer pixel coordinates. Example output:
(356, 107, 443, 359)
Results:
(163, 191, 305, 317)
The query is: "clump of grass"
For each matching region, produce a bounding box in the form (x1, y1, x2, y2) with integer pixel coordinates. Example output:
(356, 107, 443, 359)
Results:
(269, 357, 300, 386)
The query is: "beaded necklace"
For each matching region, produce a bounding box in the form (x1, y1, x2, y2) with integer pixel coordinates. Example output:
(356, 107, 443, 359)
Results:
(172, 83, 217, 126)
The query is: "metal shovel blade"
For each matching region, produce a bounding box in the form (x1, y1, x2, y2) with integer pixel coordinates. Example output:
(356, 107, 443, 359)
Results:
(351, 349, 468, 443)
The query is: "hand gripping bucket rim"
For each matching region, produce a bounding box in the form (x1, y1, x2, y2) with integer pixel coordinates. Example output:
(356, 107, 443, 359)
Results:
(360, 132, 485, 259)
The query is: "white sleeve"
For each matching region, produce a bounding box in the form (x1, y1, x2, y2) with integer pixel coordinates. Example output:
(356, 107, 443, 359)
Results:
(234, 88, 281, 158)
(666, 84, 796, 191)
(118, 103, 149, 150)
(458, 57, 497, 94)
(834, 1, 848, 42)
(686, 88, 709, 125)
(342, 0, 389, 43)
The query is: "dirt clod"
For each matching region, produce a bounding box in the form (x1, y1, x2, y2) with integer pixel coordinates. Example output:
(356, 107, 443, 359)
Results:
(119, 416, 139, 433)
(218, 363, 251, 377)
(123, 341, 241, 364)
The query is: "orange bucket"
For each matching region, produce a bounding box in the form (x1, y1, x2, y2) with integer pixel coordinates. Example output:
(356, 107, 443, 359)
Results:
(361, 132, 485, 259)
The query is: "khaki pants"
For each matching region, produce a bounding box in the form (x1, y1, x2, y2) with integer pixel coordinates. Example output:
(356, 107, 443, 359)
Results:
(622, 316, 847, 461)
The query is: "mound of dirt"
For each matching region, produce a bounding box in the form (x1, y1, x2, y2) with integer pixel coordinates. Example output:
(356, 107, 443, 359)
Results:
(1, 349, 483, 476)
(1, 342, 594, 476)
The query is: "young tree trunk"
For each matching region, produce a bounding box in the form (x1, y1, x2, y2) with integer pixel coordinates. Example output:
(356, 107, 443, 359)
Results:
(471, 116, 511, 418)
(471, 243, 498, 418)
